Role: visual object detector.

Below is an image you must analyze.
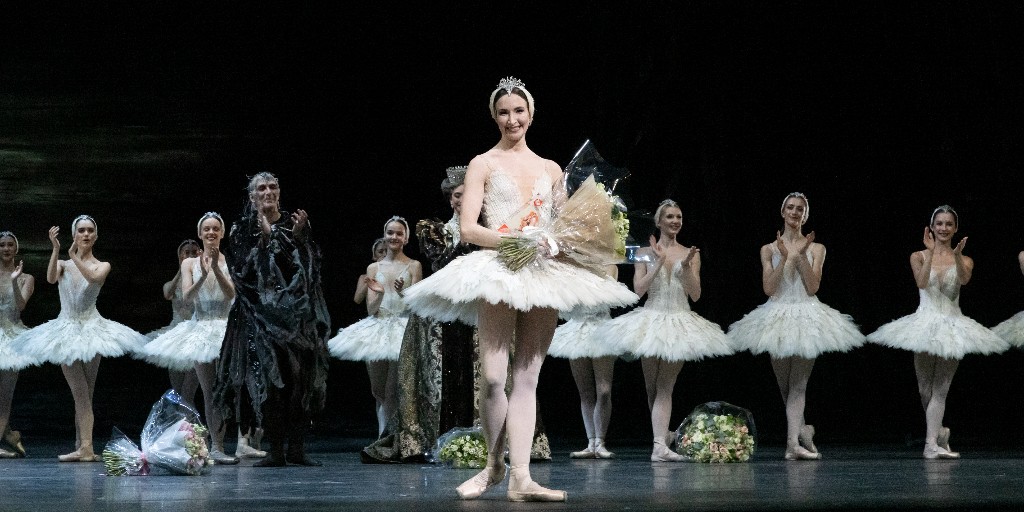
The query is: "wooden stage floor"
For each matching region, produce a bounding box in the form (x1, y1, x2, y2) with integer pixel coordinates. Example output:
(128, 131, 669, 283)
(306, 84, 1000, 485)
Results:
(2, 438, 1023, 511)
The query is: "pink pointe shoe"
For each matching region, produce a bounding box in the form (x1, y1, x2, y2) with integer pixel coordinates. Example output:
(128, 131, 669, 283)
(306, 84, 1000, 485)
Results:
(570, 438, 596, 459)
(923, 443, 960, 460)
(784, 444, 821, 461)
(799, 424, 818, 454)
(507, 464, 566, 502)
(593, 438, 615, 459)
(651, 439, 685, 462)
(936, 427, 952, 452)
(456, 465, 506, 500)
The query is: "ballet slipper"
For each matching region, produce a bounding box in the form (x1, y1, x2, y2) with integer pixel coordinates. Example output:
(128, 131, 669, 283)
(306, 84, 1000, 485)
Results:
(569, 438, 596, 459)
(455, 464, 506, 500)
(593, 438, 615, 459)
(923, 443, 960, 460)
(3, 429, 25, 457)
(799, 425, 818, 453)
(235, 436, 267, 459)
(651, 438, 685, 462)
(58, 447, 98, 462)
(784, 444, 821, 461)
(507, 464, 566, 502)
(937, 427, 952, 452)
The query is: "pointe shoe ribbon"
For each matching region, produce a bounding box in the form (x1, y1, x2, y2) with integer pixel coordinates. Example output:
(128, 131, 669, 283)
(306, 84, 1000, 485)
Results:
(456, 465, 506, 500)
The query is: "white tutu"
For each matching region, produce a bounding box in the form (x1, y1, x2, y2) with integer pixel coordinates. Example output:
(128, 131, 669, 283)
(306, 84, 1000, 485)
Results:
(592, 260, 731, 362)
(0, 319, 30, 371)
(992, 311, 1024, 348)
(867, 266, 1008, 358)
(328, 315, 408, 361)
(728, 245, 864, 358)
(548, 309, 621, 359)
(403, 250, 638, 325)
(140, 318, 227, 370)
(728, 299, 865, 358)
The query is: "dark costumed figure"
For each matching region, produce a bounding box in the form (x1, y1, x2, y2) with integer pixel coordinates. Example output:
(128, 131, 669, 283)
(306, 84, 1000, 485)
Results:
(214, 172, 331, 466)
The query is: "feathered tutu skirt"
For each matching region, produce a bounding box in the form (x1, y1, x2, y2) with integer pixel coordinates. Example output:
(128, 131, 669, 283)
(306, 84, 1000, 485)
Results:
(548, 310, 620, 359)
(139, 318, 227, 370)
(12, 311, 147, 365)
(328, 314, 408, 362)
(992, 311, 1024, 348)
(867, 307, 1008, 358)
(596, 307, 733, 362)
(403, 250, 638, 325)
(728, 297, 864, 358)
(0, 319, 30, 371)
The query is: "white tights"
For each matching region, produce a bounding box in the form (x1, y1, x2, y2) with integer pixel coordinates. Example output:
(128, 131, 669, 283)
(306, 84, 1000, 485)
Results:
(771, 356, 815, 448)
(476, 302, 557, 487)
(366, 360, 398, 436)
(914, 353, 959, 446)
(0, 370, 17, 442)
(641, 357, 684, 442)
(569, 356, 615, 440)
(61, 356, 100, 454)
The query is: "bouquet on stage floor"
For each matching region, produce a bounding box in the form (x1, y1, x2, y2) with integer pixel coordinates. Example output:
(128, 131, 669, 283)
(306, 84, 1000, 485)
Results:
(674, 401, 757, 463)
(430, 426, 488, 469)
(103, 389, 212, 476)
(497, 140, 631, 273)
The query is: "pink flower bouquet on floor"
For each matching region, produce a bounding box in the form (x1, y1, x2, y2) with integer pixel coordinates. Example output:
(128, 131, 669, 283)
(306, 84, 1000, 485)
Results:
(675, 401, 757, 463)
(103, 389, 212, 476)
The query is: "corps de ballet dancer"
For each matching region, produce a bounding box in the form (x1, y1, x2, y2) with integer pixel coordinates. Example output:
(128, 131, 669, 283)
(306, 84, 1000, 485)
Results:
(0, 231, 32, 458)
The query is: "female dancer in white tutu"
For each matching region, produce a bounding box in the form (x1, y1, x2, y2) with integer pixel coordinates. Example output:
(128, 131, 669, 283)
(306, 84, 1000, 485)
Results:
(992, 251, 1024, 347)
(867, 205, 1008, 459)
(549, 264, 620, 460)
(598, 200, 733, 462)
(12, 216, 147, 461)
(403, 77, 636, 502)
(0, 231, 32, 458)
(145, 239, 200, 408)
(353, 237, 386, 305)
(728, 193, 864, 461)
(329, 217, 422, 436)
(141, 212, 246, 464)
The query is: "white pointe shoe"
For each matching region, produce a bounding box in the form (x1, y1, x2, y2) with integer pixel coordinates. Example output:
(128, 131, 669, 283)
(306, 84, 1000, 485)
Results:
(651, 439, 685, 462)
(235, 437, 267, 459)
(923, 443, 960, 460)
(570, 438, 596, 459)
(210, 449, 240, 465)
(593, 438, 615, 459)
(784, 445, 821, 461)
(937, 427, 952, 452)
(456, 465, 506, 500)
(507, 464, 566, 502)
(799, 424, 818, 453)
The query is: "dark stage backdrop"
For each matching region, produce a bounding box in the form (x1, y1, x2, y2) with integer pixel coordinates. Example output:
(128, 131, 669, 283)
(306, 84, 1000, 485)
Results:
(2, 3, 1023, 448)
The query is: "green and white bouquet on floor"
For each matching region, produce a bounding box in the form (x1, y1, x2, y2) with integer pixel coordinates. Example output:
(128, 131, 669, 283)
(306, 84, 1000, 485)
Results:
(675, 401, 757, 463)
(431, 426, 488, 469)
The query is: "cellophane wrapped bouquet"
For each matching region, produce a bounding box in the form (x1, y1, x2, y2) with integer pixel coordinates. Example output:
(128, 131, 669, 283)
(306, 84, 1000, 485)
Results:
(674, 401, 757, 463)
(497, 174, 629, 273)
(430, 426, 488, 469)
(103, 389, 212, 476)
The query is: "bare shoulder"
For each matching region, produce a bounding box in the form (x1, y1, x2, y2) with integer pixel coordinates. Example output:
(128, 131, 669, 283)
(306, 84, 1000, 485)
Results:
(366, 261, 379, 275)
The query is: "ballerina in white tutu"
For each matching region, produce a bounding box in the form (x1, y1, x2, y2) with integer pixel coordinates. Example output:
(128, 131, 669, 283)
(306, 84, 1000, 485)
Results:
(866, 205, 1008, 459)
(12, 216, 147, 462)
(549, 264, 622, 460)
(597, 200, 732, 462)
(728, 193, 864, 461)
(991, 251, 1024, 347)
(144, 239, 201, 410)
(140, 213, 248, 464)
(0, 231, 33, 458)
(403, 77, 636, 502)
(329, 217, 422, 436)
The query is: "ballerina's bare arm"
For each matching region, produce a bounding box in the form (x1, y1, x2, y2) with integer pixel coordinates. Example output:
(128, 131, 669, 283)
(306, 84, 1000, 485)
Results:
(46, 226, 62, 284)
(67, 241, 110, 284)
(162, 267, 183, 300)
(364, 262, 384, 316)
(10, 262, 34, 312)
(952, 236, 973, 285)
(1018, 251, 1024, 277)
(761, 232, 787, 297)
(179, 257, 203, 304)
(912, 227, 936, 289)
(681, 247, 702, 302)
(353, 273, 369, 304)
(633, 236, 666, 298)
(458, 156, 500, 248)
(792, 232, 824, 296)
(207, 247, 235, 300)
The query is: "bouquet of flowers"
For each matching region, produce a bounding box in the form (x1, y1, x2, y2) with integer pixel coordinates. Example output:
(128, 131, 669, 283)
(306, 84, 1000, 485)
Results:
(103, 389, 213, 476)
(497, 174, 629, 272)
(674, 401, 756, 463)
(430, 426, 488, 469)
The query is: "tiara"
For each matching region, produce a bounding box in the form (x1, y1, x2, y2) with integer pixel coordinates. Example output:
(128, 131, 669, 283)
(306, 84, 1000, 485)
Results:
(446, 166, 468, 185)
(0, 231, 17, 251)
(498, 76, 526, 94)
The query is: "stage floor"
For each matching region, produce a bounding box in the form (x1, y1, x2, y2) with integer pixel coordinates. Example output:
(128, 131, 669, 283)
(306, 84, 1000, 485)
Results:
(2, 439, 1023, 511)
